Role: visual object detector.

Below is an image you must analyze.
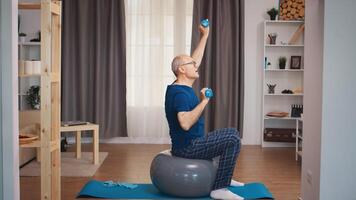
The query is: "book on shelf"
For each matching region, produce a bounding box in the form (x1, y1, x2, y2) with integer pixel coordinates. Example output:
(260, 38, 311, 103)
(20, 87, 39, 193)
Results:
(61, 121, 89, 127)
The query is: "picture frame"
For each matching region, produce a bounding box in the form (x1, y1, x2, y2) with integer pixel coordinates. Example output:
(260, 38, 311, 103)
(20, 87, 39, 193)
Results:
(290, 56, 302, 69)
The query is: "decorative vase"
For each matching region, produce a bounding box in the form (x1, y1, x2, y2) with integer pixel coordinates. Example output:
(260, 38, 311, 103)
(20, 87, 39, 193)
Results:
(267, 84, 276, 94)
(19, 36, 25, 43)
(268, 33, 277, 45)
(279, 62, 286, 69)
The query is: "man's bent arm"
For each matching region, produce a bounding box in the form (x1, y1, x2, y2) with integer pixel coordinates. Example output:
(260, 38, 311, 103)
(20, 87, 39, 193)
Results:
(177, 99, 208, 131)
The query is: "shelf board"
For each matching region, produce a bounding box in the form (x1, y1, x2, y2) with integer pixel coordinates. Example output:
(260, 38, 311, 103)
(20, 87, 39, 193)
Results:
(265, 44, 304, 47)
(19, 74, 41, 77)
(264, 93, 304, 96)
(20, 140, 59, 152)
(265, 69, 304, 72)
(20, 139, 40, 148)
(264, 116, 301, 120)
(18, 3, 40, 9)
(266, 20, 304, 23)
(18, 42, 40, 46)
(19, 109, 41, 112)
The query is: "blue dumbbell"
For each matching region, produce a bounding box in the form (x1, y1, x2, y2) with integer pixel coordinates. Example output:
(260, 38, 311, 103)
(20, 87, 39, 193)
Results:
(201, 19, 209, 28)
(205, 88, 214, 98)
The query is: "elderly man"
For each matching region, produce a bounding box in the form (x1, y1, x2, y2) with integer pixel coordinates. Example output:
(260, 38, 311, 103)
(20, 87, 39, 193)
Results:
(164, 24, 244, 200)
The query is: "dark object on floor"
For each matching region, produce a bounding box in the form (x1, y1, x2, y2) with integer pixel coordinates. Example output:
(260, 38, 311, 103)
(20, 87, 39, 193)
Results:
(77, 180, 274, 199)
(282, 89, 293, 94)
(264, 128, 296, 142)
(291, 104, 303, 117)
(61, 137, 69, 152)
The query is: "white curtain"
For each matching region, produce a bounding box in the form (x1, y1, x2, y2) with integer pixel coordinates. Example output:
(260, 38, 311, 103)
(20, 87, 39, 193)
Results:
(125, 0, 193, 138)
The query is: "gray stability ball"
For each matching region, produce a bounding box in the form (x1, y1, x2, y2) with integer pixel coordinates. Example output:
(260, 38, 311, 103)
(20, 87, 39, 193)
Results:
(150, 150, 218, 198)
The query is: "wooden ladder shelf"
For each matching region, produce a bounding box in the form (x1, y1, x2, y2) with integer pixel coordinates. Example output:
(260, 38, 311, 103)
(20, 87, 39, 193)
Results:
(19, 1, 62, 199)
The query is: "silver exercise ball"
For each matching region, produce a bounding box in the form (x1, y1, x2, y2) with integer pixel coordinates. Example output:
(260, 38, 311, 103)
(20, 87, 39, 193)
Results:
(150, 150, 218, 198)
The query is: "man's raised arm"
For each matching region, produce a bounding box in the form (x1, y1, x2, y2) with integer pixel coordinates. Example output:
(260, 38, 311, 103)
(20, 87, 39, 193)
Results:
(191, 25, 209, 68)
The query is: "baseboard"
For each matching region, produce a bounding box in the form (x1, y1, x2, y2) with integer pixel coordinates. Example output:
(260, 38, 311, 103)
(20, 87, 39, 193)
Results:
(101, 137, 172, 144)
(65, 136, 171, 144)
(66, 136, 265, 145)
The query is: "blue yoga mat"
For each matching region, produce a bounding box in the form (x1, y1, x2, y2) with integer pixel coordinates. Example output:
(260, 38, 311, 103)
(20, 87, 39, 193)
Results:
(77, 180, 274, 199)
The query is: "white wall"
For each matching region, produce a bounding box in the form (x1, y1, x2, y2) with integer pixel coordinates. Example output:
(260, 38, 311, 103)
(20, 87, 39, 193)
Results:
(243, 0, 279, 144)
(301, 0, 324, 199)
(302, 0, 356, 199)
(319, 0, 356, 199)
(0, 0, 20, 199)
(0, 0, 3, 192)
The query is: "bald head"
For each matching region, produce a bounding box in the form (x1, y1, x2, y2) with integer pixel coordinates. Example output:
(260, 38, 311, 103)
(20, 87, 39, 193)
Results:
(171, 55, 192, 76)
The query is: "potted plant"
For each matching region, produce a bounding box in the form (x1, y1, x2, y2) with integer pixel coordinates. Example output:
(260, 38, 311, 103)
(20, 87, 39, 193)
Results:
(26, 86, 40, 109)
(267, 8, 279, 20)
(279, 57, 287, 69)
(19, 32, 26, 43)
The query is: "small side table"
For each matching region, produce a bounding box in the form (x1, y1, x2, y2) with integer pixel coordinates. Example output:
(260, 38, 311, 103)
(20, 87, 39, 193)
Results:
(60, 123, 99, 165)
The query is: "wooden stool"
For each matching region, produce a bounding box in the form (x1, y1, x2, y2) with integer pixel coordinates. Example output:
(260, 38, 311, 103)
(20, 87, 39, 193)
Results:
(60, 123, 99, 165)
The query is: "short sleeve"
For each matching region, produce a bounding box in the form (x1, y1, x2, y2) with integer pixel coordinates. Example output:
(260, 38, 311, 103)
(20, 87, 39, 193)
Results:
(173, 93, 190, 112)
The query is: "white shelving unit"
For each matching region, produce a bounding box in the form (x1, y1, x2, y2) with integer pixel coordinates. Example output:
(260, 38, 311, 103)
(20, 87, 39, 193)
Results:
(296, 118, 303, 160)
(262, 20, 304, 148)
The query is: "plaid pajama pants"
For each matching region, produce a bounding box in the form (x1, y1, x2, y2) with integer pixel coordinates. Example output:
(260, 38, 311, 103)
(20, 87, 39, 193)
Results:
(171, 128, 241, 190)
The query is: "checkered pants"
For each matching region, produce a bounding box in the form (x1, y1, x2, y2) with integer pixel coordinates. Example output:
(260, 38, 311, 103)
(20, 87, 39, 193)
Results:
(171, 128, 241, 190)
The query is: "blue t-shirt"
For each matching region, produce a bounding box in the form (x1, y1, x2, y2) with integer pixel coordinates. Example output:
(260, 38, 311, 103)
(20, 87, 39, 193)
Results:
(164, 84, 205, 150)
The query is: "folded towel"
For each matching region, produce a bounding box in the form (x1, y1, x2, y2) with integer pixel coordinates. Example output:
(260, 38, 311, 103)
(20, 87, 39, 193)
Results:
(103, 181, 138, 189)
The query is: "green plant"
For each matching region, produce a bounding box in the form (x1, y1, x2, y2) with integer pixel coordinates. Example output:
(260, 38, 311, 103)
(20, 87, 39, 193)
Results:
(19, 32, 27, 37)
(279, 56, 287, 64)
(26, 86, 40, 109)
(279, 56, 287, 69)
(267, 8, 279, 20)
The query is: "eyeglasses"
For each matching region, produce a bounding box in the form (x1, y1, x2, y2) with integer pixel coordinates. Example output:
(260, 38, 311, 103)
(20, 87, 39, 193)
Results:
(180, 61, 196, 67)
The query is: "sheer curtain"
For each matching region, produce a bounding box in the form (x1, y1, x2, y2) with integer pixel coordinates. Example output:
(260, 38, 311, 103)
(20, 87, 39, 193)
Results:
(125, 0, 193, 138)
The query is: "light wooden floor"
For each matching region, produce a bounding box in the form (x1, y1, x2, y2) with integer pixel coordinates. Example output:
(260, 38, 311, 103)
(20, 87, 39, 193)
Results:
(20, 144, 301, 200)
